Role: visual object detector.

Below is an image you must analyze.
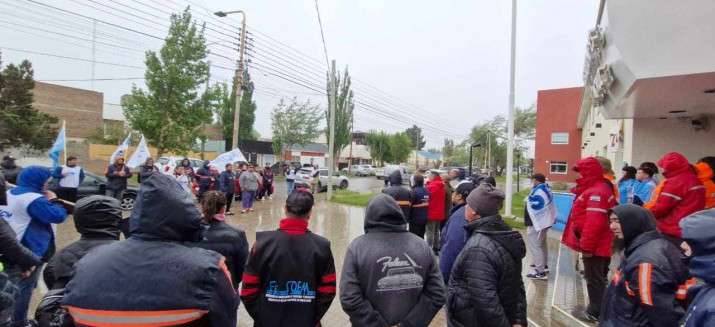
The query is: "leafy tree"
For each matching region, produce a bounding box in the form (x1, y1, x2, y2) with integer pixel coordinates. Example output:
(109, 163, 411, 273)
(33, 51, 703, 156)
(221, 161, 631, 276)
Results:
(442, 138, 455, 166)
(389, 132, 413, 164)
(366, 131, 412, 166)
(325, 65, 354, 169)
(365, 131, 390, 167)
(404, 125, 426, 150)
(123, 8, 211, 157)
(214, 71, 258, 144)
(0, 56, 58, 151)
(271, 97, 322, 162)
(515, 103, 537, 140)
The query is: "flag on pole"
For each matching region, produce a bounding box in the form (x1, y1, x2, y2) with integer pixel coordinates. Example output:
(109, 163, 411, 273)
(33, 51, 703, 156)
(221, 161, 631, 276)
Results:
(109, 134, 131, 164)
(48, 120, 66, 168)
(209, 148, 247, 173)
(127, 135, 152, 168)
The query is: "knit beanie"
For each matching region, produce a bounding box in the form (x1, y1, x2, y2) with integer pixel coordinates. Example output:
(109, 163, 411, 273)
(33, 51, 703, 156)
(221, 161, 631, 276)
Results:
(466, 184, 505, 217)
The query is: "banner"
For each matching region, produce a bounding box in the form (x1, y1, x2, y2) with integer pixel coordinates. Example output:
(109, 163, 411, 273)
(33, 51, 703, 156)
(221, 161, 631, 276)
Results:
(126, 135, 152, 168)
(48, 120, 66, 168)
(209, 148, 247, 173)
(109, 134, 131, 164)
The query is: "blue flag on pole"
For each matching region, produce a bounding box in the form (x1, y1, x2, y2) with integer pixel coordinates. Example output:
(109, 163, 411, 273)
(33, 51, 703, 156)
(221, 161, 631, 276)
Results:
(49, 121, 66, 168)
(110, 134, 131, 164)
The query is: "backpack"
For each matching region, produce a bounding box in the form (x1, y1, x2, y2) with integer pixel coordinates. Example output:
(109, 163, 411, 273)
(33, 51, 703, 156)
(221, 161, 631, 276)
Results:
(35, 288, 74, 327)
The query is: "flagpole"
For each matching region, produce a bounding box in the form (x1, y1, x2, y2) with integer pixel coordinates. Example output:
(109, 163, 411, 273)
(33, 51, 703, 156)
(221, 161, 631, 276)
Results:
(62, 120, 67, 164)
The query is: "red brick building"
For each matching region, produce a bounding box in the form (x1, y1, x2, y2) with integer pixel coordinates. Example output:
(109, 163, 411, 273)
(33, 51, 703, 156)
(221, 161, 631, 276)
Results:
(32, 82, 103, 140)
(534, 87, 584, 184)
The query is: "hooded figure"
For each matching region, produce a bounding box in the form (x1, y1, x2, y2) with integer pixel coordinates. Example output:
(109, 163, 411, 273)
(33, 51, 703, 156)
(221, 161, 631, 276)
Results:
(180, 157, 195, 179)
(381, 170, 412, 219)
(1, 155, 22, 185)
(694, 157, 715, 209)
(600, 205, 691, 326)
(340, 194, 445, 327)
(195, 160, 215, 200)
(137, 157, 158, 184)
(43, 196, 122, 290)
(446, 185, 527, 327)
(647, 152, 705, 242)
(1, 166, 66, 325)
(104, 156, 132, 193)
(679, 209, 715, 327)
(62, 174, 236, 327)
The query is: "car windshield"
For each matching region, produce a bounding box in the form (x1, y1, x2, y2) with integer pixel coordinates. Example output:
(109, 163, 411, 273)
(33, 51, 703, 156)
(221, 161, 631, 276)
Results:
(299, 169, 312, 174)
(361, 165, 371, 168)
(157, 158, 170, 165)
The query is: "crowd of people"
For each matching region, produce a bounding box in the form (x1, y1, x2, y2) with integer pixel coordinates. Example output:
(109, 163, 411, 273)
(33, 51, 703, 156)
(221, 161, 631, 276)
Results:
(1, 150, 714, 326)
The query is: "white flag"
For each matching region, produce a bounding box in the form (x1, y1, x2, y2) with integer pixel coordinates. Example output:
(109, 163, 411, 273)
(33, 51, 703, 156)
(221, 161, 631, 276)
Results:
(127, 135, 152, 168)
(109, 134, 131, 164)
(210, 148, 247, 173)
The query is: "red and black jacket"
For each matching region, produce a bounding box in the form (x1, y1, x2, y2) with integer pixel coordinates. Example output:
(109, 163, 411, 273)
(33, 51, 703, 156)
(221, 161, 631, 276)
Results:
(241, 218, 336, 327)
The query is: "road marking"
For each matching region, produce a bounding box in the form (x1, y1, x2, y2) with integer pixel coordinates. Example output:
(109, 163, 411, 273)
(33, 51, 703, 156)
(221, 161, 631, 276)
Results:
(527, 317, 542, 327)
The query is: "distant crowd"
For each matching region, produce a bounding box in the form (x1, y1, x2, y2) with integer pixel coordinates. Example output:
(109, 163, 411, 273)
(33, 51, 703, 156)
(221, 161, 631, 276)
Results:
(0, 151, 714, 326)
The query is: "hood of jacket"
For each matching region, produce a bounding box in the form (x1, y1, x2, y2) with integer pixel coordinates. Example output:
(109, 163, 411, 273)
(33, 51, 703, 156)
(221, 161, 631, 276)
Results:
(16, 165, 51, 193)
(144, 157, 154, 166)
(181, 157, 191, 167)
(465, 215, 526, 262)
(680, 209, 715, 283)
(574, 157, 605, 191)
(388, 170, 403, 186)
(364, 193, 408, 233)
(73, 195, 122, 239)
(202, 160, 210, 169)
(1, 159, 16, 169)
(658, 152, 692, 179)
(695, 162, 714, 183)
(610, 204, 657, 247)
(129, 174, 207, 242)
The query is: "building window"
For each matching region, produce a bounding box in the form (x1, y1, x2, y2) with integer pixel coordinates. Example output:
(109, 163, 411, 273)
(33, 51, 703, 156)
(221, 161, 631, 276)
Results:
(550, 161, 568, 174)
(551, 132, 569, 144)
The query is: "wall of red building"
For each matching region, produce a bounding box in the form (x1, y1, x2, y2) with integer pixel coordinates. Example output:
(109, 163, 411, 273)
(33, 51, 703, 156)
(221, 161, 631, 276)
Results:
(534, 87, 584, 184)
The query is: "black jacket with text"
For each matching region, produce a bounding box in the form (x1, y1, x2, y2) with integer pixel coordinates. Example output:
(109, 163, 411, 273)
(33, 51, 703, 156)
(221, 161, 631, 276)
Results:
(241, 217, 336, 327)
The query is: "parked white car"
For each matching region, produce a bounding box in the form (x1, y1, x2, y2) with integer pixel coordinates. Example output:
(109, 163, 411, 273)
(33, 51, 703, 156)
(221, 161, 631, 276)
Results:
(361, 165, 376, 176)
(295, 168, 349, 192)
(341, 165, 373, 176)
(156, 156, 203, 175)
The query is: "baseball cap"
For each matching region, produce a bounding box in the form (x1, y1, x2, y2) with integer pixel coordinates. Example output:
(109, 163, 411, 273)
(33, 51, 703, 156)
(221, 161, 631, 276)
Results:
(455, 181, 475, 198)
(3, 155, 16, 161)
(530, 173, 546, 183)
(286, 188, 315, 216)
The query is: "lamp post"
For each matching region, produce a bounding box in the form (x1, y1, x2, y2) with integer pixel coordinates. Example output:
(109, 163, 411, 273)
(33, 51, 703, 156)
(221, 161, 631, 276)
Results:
(215, 10, 247, 149)
(468, 143, 482, 176)
(516, 153, 521, 192)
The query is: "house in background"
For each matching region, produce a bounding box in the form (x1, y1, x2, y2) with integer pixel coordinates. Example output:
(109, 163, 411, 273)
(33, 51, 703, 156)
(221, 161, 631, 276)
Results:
(534, 87, 584, 184)
(408, 150, 442, 170)
(238, 139, 275, 167)
(339, 131, 374, 169)
(283, 143, 329, 168)
(32, 82, 103, 141)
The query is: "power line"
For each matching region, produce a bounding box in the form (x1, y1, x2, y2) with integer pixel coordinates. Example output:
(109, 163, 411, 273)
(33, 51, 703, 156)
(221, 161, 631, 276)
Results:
(313, 0, 330, 69)
(0, 47, 146, 69)
(38, 77, 144, 82)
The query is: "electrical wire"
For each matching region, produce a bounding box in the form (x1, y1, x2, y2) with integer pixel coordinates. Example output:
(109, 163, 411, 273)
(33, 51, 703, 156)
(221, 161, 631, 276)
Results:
(0, 46, 146, 69)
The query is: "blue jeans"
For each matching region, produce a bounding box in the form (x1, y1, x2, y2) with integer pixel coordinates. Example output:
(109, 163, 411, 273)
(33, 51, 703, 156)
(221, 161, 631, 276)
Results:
(241, 190, 255, 209)
(286, 180, 295, 195)
(9, 264, 42, 324)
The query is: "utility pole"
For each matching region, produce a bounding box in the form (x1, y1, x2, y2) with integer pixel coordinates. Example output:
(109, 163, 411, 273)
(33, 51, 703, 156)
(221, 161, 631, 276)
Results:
(348, 121, 354, 173)
(327, 60, 337, 200)
(414, 129, 419, 169)
(91, 19, 96, 90)
(505, 0, 517, 216)
(200, 68, 210, 159)
(215, 10, 247, 149)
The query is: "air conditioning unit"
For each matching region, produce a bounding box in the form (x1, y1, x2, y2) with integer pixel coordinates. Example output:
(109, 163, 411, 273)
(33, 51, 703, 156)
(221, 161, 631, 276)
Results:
(587, 26, 605, 52)
(594, 65, 614, 91)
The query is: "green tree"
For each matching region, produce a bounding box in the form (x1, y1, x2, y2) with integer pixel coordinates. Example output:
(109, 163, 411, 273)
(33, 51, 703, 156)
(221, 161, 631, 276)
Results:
(404, 125, 426, 150)
(325, 65, 354, 169)
(271, 97, 323, 162)
(0, 56, 58, 151)
(366, 131, 412, 166)
(213, 72, 258, 144)
(123, 8, 211, 157)
(389, 132, 413, 164)
(442, 138, 455, 166)
(515, 103, 537, 140)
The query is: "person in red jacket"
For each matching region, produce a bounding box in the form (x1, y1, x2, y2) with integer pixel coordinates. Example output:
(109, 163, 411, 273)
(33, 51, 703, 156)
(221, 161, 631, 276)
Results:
(425, 171, 445, 254)
(695, 157, 715, 209)
(648, 152, 706, 247)
(561, 157, 617, 323)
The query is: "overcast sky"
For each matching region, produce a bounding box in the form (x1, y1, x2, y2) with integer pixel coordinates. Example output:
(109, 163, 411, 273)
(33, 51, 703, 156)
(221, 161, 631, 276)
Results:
(0, 0, 598, 149)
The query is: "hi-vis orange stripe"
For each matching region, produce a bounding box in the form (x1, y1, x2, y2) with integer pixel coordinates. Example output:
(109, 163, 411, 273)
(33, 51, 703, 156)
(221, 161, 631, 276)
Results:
(639, 263, 653, 306)
(66, 307, 208, 327)
(676, 278, 697, 300)
(412, 203, 428, 208)
(395, 201, 411, 206)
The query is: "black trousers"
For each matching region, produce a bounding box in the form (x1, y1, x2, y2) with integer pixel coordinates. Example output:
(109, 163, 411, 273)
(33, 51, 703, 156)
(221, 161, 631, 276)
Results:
(409, 223, 426, 239)
(55, 187, 78, 204)
(583, 255, 611, 316)
(198, 184, 211, 201)
(226, 192, 235, 211)
(261, 183, 273, 198)
(119, 218, 130, 239)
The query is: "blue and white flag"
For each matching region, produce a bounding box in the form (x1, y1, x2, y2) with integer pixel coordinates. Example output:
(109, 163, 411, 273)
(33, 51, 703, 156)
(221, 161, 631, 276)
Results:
(525, 183, 558, 231)
(48, 120, 66, 168)
(109, 134, 131, 164)
(127, 135, 152, 168)
(209, 148, 247, 173)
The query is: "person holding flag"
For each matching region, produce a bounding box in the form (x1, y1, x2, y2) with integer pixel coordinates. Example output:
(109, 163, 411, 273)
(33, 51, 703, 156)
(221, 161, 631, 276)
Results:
(105, 157, 132, 202)
(127, 135, 156, 184)
(524, 173, 557, 280)
(52, 156, 85, 203)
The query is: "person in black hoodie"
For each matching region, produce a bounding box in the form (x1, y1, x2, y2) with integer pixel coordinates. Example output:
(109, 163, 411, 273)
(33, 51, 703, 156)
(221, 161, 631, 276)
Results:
(447, 184, 527, 327)
(241, 189, 336, 326)
(189, 191, 248, 290)
(137, 157, 158, 184)
(600, 204, 691, 326)
(1, 155, 22, 185)
(219, 164, 237, 215)
(680, 209, 715, 327)
(195, 160, 215, 200)
(382, 170, 412, 219)
(43, 195, 122, 290)
(61, 174, 236, 326)
(408, 174, 430, 238)
(340, 193, 445, 327)
(178, 157, 195, 181)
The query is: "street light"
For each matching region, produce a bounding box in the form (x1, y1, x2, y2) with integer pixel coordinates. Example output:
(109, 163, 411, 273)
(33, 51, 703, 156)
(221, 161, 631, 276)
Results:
(468, 143, 482, 176)
(215, 10, 247, 150)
